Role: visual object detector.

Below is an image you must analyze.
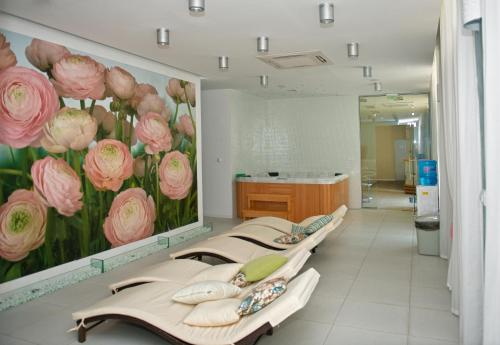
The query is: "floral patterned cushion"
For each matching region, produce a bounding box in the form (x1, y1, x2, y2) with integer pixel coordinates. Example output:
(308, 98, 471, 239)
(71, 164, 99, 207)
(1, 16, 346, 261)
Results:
(230, 272, 251, 288)
(237, 277, 287, 316)
(273, 232, 306, 244)
(291, 224, 307, 235)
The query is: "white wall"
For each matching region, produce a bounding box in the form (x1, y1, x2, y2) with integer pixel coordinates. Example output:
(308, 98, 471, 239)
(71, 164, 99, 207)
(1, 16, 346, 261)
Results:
(202, 90, 362, 218)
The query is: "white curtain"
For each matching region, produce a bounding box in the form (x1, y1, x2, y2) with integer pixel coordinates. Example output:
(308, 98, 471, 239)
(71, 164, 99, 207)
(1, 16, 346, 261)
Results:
(481, 0, 500, 343)
(438, 0, 484, 343)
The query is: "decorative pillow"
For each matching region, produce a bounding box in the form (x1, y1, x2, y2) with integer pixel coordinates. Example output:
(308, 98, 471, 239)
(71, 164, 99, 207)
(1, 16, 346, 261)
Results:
(183, 298, 241, 326)
(291, 224, 307, 235)
(172, 281, 241, 304)
(240, 254, 288, 282)
(304, 215, 333, 235)
(230, 272, 251, 288)
(187, 263, 243, 284)
(237, 277, 287, 316)
(273, 232, 306, 244)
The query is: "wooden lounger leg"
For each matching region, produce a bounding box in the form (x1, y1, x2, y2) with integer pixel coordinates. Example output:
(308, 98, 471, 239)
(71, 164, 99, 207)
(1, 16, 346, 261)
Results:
(311, 246, 318, 254)
(235, 322, 273, 345)
(76, 319, 105, 343)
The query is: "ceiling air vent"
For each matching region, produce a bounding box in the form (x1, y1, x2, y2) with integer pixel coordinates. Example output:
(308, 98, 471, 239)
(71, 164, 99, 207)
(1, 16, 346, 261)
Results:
(257, 50, 332, 69)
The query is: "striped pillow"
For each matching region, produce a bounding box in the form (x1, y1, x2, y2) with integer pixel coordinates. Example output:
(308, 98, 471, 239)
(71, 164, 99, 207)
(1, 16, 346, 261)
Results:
(291, 224, 307, 235)
(304, 215, 333, 235)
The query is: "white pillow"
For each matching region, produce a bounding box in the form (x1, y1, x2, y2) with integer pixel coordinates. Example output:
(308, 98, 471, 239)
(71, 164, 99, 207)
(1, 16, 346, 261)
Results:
(187, 263, 243, 284)
(183, 298, 241, 326)
(172, 281, 241, 304)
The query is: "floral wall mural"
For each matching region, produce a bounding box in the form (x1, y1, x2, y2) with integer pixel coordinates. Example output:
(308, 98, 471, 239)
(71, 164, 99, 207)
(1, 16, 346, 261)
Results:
(0, 29, 199, 283)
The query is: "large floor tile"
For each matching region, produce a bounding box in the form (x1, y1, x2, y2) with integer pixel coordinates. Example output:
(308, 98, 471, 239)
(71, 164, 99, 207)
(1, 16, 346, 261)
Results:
(336, 301, 409, 334)
(408, 336, 458, 345)
(0, 300, 63, 335)
(347, 278, 410, 306)
(410, 286, 451, 311)
(356, 263, 411, 283)
(291, 292, 344, 324)
(0, 334, 37, 345)
(259, 319, 332, 345)
(325, 325, 407, 345)
(410, 307, 459, 342)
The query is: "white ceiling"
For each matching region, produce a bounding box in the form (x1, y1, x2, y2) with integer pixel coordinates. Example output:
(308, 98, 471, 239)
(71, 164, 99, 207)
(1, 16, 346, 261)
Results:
(0, 0, 441, 99)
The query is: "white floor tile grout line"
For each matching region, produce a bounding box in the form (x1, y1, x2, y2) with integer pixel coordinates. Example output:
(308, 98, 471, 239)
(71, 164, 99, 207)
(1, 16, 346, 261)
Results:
(320, 210, 388, 345)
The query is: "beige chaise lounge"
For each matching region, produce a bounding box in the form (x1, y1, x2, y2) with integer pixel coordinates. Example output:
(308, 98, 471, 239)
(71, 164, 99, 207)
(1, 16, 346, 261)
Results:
(72, 268, 320, 344)
(109, 248, 311, 293)
(214, 205, 348, 250)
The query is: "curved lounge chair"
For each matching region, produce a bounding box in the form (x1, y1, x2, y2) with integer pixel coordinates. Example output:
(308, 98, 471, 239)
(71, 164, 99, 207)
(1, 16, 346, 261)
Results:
(169, 214, 342, 263)
(109, 248, 311, 293)
(73, 268, 320, 345)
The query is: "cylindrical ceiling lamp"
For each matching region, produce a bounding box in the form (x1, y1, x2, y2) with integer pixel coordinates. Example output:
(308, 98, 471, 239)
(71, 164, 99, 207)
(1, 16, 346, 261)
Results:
(219, 56, 229, 71)
(156, 28, 169, 46)
(260, 75, 268, 88)
(374, 81, 382, 91)
(363, 66, 372, 78)
(257, 36, 269, 53)
(189, 0, 205, 13)
(319, 3, 334, 24)
(347, 42, 359, 58)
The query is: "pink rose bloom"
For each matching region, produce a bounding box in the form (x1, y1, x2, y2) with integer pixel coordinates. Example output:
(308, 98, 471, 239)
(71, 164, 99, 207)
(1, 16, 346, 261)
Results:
(136, 112, 172, 154)
(159, 151, 193, 200)
(51, 54, 106, 100)
(136, 93, 171, 120)
(129, 83, 157, 109)
(89, 105, 116, 134)
(107, 119, 137, 145)
(0, 33, 17, 71)
(103, 188, 156, 247)
(32, 157, 83, 217)
(0, 189, 47, 262)
(84, 139, 133, 192)
(105, 66, 136, 100)
(40, 107, 97, 153)
(0, 66, 59, 148)
(25, 38, 70, 72)
(166, 79, 195, 106)
(175, 114, 195, 137)
(133, 156, 150, 178)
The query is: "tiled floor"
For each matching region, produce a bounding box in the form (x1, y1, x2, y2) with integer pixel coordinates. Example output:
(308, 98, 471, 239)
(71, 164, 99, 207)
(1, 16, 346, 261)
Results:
(0, 209, 458, 345)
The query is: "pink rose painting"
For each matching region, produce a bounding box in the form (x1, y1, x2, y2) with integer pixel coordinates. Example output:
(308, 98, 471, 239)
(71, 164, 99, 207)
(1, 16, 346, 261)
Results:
(0, 30, 198, 284)
(159, 151, 193, 200)
(32, 157, 83, 217)
(103, 188, 156, 247)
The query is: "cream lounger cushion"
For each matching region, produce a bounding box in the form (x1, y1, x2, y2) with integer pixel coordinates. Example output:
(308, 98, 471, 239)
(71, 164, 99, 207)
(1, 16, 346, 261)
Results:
(72, 268, 320, 345)
(173, 281, 241, 304)
(183, 298, 241, 327)
(187, 263, 243, 284)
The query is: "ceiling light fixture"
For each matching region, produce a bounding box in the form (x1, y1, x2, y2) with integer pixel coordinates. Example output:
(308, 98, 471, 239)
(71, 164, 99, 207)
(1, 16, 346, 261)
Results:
(219, 56, 229, 71)
(156, 28, 169, 46)
(189, 0, 205, 13)
(347, 42, 359, 58)
(374, 81, 382, 91)
(411, 112, 415, 116)
(257, 36, 269, 53)
(319, 3, 334, 24)
(363, 66, 372, 78)
(260, 75, 268, 88)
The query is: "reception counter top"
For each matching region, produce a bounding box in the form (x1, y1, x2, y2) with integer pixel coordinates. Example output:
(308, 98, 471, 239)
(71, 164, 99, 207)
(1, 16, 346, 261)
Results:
(236, 174, 348, 185)
(236, 174, 349, 222)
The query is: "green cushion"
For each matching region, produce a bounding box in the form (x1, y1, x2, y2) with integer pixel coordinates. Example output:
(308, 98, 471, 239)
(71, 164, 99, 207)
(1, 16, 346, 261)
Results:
(240, 254, 288, 282)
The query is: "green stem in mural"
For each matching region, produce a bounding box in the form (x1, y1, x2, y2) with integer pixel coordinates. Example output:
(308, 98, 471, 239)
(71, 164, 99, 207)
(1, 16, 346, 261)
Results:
(127, 113, 134, 150)
(44, 208, 55, 267)
(19, 148, 28, 186)
(155, 159, 161, 229)
(171, 103, 179, 128)
(29, 147, 38, 162)
(0, 169, 32, 180)
(73, 150, 89, 257)
(98, 191, 105, 248)
(143, 156, 149, 190)
(89, 99, 96, 115)
(59, 97, 65, 108)
(80, 100, 85, 110)
(183, 87, 194, 120)
(176, 200, 181, 226)
(8, 147, 16, 165)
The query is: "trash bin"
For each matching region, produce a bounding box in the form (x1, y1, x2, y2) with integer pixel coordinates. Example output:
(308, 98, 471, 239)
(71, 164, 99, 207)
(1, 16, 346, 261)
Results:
(415, 214, 440, 256)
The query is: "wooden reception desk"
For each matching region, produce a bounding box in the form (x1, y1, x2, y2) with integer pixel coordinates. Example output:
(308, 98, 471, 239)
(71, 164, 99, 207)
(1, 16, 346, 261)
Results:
(236, 175, 349, 222)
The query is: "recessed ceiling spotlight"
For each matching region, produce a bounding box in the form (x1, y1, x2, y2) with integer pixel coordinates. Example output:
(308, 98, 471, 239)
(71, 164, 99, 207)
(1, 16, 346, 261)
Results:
(319, 2, 334, 24)
(189, 0, 205, 13)
(363, 66, 372, 78)
(156, 28, 169, 46)
(257, 36, 269, 53)
(347, 42, 359, 58)
(374, 81, 382, 91)
(218, 56, 229, 71)
(411, 112, 415, 116)
(260, 75, 269, 88)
